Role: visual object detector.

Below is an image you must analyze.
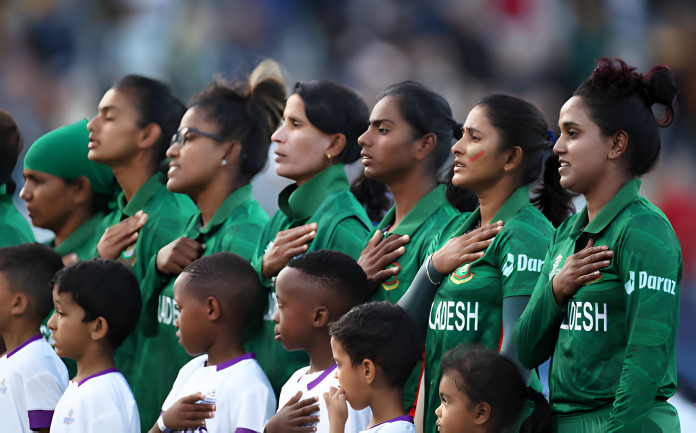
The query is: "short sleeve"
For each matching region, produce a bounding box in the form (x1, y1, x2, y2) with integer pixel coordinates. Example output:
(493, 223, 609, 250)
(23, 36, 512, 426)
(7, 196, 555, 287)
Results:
(25, 369, 67, 428)
(227, 378, 276, 433)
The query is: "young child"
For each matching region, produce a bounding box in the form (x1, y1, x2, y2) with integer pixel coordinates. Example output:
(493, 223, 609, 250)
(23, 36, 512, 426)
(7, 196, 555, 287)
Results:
(48, 259, 141, 432)
(325, 301, 421, 433)
(153, 252, 275, 433)
(0, 244, 66, 432)
(264, 250, 372, 433)
(435, 345, 554, 433)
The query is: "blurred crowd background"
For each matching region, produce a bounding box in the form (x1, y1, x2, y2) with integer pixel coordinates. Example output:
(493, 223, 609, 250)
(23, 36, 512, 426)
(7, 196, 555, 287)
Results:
(1, 0, 695, 425)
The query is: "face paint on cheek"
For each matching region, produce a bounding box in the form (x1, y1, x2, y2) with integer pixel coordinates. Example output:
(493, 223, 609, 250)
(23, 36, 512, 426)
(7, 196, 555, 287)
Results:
(467, 142, 485, 162)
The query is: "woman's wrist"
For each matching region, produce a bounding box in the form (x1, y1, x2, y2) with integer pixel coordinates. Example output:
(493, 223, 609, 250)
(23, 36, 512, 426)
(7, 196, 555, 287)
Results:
(426, 255, 445, 285)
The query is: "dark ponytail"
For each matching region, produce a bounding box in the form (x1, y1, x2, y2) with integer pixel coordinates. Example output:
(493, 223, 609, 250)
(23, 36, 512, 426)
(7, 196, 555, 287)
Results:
(520, 387, 556, 433)
(573, 57, 678, 177)
(190, 59, 286, 184)
(478, 95, 574, 227)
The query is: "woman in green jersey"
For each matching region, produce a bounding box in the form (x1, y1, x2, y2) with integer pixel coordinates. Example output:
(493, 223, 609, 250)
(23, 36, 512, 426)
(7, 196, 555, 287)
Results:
(356, 82, 464, 412)
(21, 120, 118, 262)
(399, 94, 574, 433)
(514, 58, 681, 432)
(132, 60, 285, 428)
(247, 80, 372, 393)
(86, 75, 197, 430)
(0, 110, 34, 247)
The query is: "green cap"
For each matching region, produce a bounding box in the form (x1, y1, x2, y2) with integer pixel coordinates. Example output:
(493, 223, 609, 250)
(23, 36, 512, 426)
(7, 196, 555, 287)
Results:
(24, 119, 117, 195)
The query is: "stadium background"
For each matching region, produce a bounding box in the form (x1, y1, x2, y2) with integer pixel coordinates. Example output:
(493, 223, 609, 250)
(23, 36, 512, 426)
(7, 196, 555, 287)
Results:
(1, 0, 694, 427)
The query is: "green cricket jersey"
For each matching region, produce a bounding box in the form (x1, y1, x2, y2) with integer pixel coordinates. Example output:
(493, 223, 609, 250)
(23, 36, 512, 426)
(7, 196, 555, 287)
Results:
(514, 179, 681, 432)
(106, 173, 196, 402)
(247, 164, 372, 394)
(132, 184, 268, 430)
(51, 211, 113, 260)
(0, 185, 34, 247)
(371, 184, 459, 303)
(423, 186, 553, 433)
(369, 184, 458, 411)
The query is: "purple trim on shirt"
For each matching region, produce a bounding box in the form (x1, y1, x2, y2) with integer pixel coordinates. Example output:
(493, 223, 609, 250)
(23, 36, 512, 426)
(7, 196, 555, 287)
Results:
(306, 364, 337, 391)
(216, 353, 255, 372)
(369, 415, 414, 429)
(6, 334, 42, 358)
(77, 367, 120, 387)
(235, 428, 259, 433)
(28, 410, 54, 429)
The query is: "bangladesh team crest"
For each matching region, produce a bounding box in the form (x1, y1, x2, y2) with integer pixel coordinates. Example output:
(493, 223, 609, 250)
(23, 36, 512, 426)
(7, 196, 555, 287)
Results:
(381, 263, 401, 291)
(449, 262, 474, 284)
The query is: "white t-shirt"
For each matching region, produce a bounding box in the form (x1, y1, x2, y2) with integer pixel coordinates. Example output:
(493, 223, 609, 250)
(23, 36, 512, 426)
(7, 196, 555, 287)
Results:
(161, 353, 275, 433)
(278, 364, 372, 433)
(360, 415, 415, 433)
(50, 367, 139, 433)
(0, 334, 68, 432)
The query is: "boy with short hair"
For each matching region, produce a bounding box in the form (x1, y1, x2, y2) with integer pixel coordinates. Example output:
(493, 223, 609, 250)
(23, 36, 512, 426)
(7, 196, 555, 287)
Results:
(0, 243, 66, 432)
(264, 249, 373, 433)
(152, 252, 275, 433)
(48, 259, 141, 432)
(325, 301, 421, 433)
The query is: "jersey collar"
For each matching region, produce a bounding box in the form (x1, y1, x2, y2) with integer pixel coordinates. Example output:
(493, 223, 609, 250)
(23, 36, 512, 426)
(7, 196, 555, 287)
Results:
(6, 334, 42, 358)
(376, 184, 452, 236)
(117, 172, 167, 217)
(53, 212, 106, 256)
(185, 184, 254, 236)
(456, 185, 530, 235)
(572, 178, 641, 236)
(278, 164, 349, 223)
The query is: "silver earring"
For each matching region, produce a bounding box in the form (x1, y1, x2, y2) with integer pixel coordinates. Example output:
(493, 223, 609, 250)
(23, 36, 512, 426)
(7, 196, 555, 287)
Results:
(221, 159, 227, 166)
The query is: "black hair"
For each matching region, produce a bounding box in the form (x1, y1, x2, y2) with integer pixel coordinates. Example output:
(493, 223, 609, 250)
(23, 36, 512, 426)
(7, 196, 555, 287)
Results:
(189, 60, 286, 184)
(441, 345, 555, 433)
(349, 174, 392, 223)
(114, 75, 186, 176)
(329, 301, 420, 388)
(0, 244, 63, 320)
(287, 249, 370, 314)
(573, 57, 678, 176)
(0, 110, 23, 195)
(478, 94, 574, 227)
(180, 252, 264, 328)
(53, 259, 141, 349)
(377, 81, 461, 171)
(293, 80, 369, 164)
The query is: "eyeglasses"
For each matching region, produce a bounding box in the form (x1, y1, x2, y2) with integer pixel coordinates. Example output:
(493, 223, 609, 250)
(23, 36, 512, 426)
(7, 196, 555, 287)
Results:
(171, 127, 226, 148)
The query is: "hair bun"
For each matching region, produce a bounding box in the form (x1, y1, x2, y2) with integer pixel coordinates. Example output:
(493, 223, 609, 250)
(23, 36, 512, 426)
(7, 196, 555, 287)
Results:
(642, 65, 678, 127)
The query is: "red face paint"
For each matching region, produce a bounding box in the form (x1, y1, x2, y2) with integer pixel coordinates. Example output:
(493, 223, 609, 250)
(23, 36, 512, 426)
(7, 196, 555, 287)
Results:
(469, 150, 485, 162)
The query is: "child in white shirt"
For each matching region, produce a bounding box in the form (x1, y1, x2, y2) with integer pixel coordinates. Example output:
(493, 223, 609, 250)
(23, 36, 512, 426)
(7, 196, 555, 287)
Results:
(0, 244, 66, 433)
(265, 250, 372, 433)
(48, 259, 141, 432)
(153, 252, 275, 433)
(324, 302, 421, 433)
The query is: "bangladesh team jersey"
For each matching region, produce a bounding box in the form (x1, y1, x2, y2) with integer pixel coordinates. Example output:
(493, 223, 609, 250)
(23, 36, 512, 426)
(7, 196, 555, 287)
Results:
(370, 184, 459, 303)
(51, 210, 115, 260)
(514, 179, 682, 432)
(127, 184, 268, 431)
(368, 184, 458, 411)
(0, 184, 34, 247)
(98, 172, 197, 282)
(423, 186, 553, 433)
(103, 173, 196, 427)
(246, 164, 371, 394)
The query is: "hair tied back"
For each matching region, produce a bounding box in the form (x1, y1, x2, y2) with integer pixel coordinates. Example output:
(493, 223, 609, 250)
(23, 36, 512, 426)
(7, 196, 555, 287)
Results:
(642, 64, 678, 127)
(453, 122, 463, 140)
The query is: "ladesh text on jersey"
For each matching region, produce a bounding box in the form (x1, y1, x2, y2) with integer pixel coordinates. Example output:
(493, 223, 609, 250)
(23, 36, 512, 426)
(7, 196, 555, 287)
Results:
(158, 295, 180, 326)
(429, 301, 479, 331)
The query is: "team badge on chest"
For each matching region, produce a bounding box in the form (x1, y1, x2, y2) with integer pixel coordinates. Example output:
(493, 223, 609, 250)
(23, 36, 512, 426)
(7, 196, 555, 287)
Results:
(449, 262, 474, 284)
